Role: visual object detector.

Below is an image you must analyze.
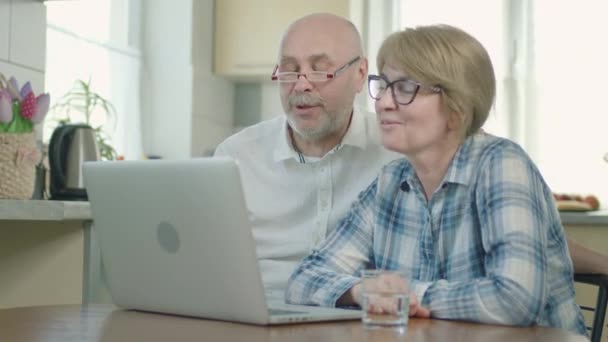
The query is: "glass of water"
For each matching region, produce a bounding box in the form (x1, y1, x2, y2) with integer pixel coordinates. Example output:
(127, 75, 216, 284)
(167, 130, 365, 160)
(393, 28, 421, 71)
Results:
(360, 269, 409, 329)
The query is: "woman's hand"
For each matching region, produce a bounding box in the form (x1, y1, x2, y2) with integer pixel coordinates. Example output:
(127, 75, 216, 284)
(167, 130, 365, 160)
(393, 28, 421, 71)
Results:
(350, 274, 430, 318)
(408, 292, 430, 318)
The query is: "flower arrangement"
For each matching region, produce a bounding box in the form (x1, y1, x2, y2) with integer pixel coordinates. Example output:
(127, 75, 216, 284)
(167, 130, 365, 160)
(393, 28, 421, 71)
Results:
(0, 75, 50, 133)
(0, 73, 48, 199)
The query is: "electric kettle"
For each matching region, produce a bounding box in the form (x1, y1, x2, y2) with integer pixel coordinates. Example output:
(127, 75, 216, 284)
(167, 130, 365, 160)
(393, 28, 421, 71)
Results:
(49, 124, 100, 200)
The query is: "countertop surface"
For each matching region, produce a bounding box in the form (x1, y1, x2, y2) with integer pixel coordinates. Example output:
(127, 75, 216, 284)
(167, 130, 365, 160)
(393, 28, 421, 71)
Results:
(559, 210, 608, 226)
(1, 199, 607, 225)
(0, 199, 91, 221)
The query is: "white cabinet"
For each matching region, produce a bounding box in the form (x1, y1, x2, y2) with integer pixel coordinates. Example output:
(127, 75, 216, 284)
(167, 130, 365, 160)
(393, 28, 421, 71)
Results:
(0, 0, 9, 61)
(9, 0, 46, 71)
(214, 0, 350, 80)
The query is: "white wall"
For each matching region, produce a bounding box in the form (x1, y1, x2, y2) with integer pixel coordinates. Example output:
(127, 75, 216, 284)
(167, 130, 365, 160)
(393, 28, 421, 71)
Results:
(0, 0, 46, 139)
(191, 0, 234, 156)
(140, 0, 193, 159)
(141, 0, 234, 159)
(260, 83, 282, 121)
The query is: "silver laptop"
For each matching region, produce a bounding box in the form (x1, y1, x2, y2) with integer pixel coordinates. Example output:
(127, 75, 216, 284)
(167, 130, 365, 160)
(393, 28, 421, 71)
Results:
(83, 157, 361, 325)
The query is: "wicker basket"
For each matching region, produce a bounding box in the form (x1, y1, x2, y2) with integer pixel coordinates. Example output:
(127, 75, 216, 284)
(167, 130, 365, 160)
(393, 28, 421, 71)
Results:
(0, 132, 41, 199)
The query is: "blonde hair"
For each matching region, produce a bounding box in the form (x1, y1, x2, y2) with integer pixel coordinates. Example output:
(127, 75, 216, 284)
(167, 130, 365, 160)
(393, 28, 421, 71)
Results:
(376, 24, 495, 137)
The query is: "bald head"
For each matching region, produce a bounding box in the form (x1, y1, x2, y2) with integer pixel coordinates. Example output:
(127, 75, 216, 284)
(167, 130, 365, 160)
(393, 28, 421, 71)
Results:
(279, 13, 363, 60)
(274, 13, 368, 148)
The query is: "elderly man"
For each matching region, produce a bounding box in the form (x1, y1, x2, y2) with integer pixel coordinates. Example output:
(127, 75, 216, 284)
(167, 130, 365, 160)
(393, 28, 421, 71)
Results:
(214, 13, 399, 296)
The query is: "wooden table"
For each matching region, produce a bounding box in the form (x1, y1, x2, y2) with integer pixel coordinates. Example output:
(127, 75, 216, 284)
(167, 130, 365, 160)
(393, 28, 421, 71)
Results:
(0, 304, 587, 341)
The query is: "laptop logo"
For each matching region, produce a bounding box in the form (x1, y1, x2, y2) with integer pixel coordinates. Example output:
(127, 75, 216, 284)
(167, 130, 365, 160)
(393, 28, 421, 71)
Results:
(156, 221, 180, 254)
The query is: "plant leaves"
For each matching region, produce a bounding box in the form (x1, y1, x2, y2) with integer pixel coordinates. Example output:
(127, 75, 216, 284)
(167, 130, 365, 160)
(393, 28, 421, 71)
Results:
(0, 101, 33, 133)
(48, 79, 118, 160)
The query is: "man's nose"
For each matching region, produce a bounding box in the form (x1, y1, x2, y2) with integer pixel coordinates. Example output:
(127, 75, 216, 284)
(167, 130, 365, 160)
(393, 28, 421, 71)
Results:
(293, 74, 313, 92)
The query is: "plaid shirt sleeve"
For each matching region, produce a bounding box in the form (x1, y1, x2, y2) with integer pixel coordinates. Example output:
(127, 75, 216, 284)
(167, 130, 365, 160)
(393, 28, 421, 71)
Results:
(418, 145, 552, 326)
(285, 178, 378, 307)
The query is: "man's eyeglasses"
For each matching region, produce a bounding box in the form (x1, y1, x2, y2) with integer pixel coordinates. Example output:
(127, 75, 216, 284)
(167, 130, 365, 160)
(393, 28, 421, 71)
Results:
(368, 74, 441, 105)
(271, 56, 361, 83)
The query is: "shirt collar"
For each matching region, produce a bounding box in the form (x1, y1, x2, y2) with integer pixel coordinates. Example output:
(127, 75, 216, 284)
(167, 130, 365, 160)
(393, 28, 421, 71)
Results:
(272, 117, 298, 163)
(442, 133, 483, 186)
(272, 108, 370, 163)
(400, 133, 483, 188)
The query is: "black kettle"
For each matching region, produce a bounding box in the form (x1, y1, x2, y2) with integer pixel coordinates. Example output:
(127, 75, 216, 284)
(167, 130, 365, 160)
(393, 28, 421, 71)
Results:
(49, 124, 100, 201)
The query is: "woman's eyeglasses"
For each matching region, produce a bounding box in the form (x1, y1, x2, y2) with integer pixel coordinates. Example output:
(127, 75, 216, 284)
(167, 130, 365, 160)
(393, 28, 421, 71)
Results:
(368, 74, 441, 105)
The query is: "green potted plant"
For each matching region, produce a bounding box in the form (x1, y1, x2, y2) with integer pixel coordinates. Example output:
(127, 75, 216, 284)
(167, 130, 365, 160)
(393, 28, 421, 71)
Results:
(50, 79, 118, 160)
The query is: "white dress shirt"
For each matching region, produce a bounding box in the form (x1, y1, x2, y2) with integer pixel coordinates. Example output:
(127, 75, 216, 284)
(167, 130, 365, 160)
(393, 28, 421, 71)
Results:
(214, 109, 400, 295)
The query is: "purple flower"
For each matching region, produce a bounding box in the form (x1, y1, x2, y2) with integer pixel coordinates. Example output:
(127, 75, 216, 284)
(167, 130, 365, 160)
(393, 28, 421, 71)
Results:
(20, 81, 33, 100)
(0, 89, 13, 123)
(8, 76, 20, 100)
(31, 93, 50, 123)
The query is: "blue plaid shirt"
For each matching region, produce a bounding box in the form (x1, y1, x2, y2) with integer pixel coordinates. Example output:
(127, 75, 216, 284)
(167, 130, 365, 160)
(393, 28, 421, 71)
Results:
(286, 133, 586, 335)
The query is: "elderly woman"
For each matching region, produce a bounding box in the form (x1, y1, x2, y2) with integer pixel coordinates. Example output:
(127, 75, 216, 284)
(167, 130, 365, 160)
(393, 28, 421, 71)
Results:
(285, 24, 586, 335)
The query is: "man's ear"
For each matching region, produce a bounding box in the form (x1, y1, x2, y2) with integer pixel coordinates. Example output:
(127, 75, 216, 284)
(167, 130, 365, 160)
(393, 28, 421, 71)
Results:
(356, 57, 369, 92)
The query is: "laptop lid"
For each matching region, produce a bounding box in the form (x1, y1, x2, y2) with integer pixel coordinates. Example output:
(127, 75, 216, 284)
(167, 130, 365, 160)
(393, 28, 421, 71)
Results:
(83, 158, 360, 325)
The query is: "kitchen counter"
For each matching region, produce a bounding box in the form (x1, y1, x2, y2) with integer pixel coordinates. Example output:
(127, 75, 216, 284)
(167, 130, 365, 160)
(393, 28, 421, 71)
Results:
(0, 199, 92, 309)
(0, 199, 91, 221)
(559, 210, 608, 226)
(2, 199, 607, 225)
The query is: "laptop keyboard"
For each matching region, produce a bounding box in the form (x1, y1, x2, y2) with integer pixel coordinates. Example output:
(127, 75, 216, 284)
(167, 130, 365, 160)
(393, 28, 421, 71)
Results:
(269, 309, 306, 316)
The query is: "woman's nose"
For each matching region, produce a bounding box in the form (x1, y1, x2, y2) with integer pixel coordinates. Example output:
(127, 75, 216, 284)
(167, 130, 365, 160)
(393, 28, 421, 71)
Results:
(376, 87, 397, 110)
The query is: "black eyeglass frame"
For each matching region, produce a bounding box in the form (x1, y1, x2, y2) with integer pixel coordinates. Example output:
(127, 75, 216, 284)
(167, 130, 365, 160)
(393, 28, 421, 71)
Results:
(368, 74, 441, 105)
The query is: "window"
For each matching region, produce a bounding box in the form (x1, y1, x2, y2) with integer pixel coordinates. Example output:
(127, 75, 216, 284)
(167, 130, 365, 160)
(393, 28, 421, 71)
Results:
(531, 1, 608, 202)
(398, 0, 608, 205)
(397, 0, 508, 138)
(44, 0, 143, 159)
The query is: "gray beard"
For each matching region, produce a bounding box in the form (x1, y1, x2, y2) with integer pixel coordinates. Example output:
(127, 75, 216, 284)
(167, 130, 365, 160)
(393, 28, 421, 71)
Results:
(287, 108, 351, 143)
(290, 121, 334, 141)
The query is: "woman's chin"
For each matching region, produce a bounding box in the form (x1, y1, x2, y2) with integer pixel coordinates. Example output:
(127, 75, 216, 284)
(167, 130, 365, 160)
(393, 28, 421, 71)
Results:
(380, 137, 406, 154)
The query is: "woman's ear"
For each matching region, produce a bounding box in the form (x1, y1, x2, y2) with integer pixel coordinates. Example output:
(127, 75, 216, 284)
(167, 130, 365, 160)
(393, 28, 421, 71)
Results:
(447, 109, 463, 132)
(441, 97, 466, 135)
